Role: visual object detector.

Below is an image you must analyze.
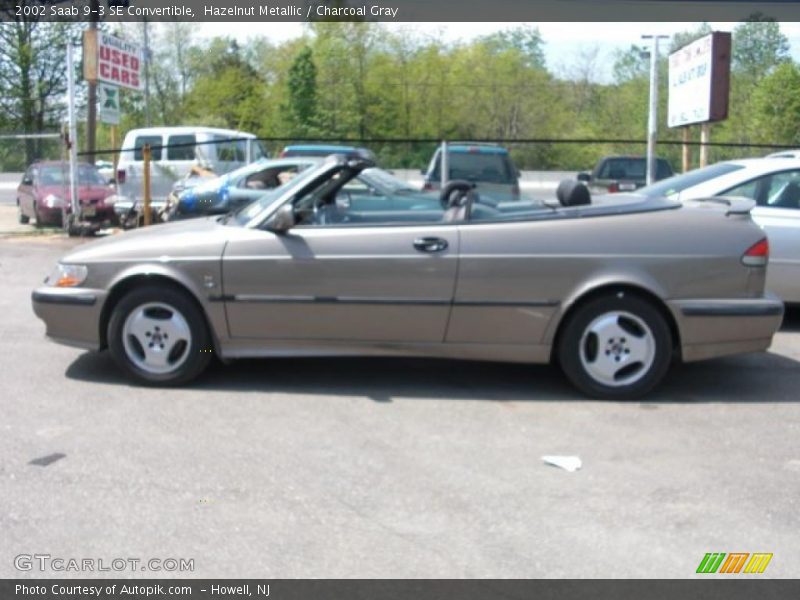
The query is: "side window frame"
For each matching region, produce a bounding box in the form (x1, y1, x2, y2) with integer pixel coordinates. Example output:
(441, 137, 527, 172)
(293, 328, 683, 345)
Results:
(717, 170, 800, 207)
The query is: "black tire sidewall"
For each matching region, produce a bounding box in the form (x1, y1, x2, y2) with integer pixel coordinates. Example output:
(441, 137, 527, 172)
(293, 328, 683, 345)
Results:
(558, 294, 672, 400)
(108, 285, 212, 385)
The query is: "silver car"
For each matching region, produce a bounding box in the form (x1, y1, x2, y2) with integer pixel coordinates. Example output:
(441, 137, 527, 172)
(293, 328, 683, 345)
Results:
(637, 158, 800, 303)
(32, 156, 783, 399)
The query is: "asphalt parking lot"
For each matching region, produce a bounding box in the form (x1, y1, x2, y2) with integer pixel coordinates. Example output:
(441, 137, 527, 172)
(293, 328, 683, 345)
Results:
(1, 233, 798, 578)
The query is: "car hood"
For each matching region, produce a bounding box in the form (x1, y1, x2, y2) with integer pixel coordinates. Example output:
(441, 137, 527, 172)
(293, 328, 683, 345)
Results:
(62, 216, 230, 264)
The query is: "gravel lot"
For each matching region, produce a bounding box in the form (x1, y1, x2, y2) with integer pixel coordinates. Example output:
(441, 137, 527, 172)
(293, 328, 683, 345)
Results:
(1, 234, 798, 578)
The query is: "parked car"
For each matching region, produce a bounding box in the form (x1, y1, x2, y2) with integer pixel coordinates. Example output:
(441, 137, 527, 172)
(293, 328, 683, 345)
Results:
(168, 157, 319, 219)
(279, 144, 375, 161)
(116, 127, 266, 204)
(32, 156, 782, 399)
(17, 161, 116, 228)
(636, 157, 800, 304)
(94, 160, 115, 183)
(578, 155, 674, 194)
(765, 149, 800, 159)
(172, 161, 440, 220)
(422, 143, 521, 200)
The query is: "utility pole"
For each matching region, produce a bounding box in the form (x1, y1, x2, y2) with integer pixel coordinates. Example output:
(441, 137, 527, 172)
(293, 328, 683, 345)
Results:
(66, 44, 79, 226)
(143, 18, 151, 126)
(642, 34, 669, 186)
(85, 0, 100, 166)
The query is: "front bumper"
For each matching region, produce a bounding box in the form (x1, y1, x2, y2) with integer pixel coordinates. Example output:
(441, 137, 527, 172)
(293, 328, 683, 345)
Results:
(669, 294, 784, 362)
(31, 287, 107, 351)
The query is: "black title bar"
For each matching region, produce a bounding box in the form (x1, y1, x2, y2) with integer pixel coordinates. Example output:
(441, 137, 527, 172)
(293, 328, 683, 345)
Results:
(1, 0, 800, 22)
(2, 580, 800, 600)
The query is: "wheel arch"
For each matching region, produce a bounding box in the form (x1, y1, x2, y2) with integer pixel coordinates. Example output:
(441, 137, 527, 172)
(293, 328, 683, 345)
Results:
(99, 272, 220, 356)
(548, 282, 681, 363)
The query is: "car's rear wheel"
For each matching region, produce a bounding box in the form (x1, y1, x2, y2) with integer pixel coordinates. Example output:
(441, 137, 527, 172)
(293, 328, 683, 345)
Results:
(108, 285, 212, 385)
(557, 293, 672, 399)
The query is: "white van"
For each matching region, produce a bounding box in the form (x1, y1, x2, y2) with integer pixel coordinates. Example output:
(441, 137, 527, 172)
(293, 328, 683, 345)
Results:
(116, 127, 267, 202)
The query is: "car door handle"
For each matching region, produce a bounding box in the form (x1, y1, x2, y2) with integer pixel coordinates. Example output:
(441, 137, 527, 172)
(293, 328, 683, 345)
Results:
(413, 237, 448, 253)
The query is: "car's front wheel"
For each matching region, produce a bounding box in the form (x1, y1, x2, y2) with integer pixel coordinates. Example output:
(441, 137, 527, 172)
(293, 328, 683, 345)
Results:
(17, 202, 29, 224)
(557, 293, 672, 399)
(108, 285, 212, 385)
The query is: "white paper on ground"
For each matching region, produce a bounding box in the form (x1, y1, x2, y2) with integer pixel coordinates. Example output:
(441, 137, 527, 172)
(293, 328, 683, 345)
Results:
(542, 455, 582, 472)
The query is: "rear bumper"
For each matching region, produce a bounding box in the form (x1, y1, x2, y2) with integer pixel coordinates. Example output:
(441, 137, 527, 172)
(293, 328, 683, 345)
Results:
(669, 294, 784, 362)
(31, 287, 107, 351)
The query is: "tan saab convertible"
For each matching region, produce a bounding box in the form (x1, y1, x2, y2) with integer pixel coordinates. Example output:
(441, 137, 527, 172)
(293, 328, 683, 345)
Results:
(32, 156, 783, 399)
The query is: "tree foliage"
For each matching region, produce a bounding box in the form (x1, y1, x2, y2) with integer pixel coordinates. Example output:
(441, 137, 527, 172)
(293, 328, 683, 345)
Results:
(2, 20, 799, 172)
(0, 19, 82, 166)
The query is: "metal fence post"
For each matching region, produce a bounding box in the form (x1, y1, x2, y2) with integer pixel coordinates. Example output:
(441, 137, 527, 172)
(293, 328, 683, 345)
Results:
(142, 143, 152, 226)
(440, 140, 448, 189)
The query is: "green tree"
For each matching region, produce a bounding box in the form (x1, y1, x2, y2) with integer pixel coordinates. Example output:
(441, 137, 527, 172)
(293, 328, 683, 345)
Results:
(733, 15, 790, 79)
(669, 22, 713, 53)
(752, 62, 800, 145)
(284, 46, 318, 135)
(479, 25, 546, 70)
(183, 38, 265, 132)
(0, 19, 81, 166)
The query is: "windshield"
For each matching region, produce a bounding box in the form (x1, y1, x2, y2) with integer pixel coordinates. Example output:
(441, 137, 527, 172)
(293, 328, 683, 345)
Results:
(636, 163, 744, 197)
(232, 161, 335, 226)
(433, 152, 516, 184)
(39, 165, 107, 186)
(360, 168, 417, 193)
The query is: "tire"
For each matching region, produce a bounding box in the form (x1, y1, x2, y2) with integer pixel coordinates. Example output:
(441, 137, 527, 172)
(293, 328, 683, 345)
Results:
(18, 203, 29, 224)
(107, 285, 213, 385)
(33, 203, 44, 228)
(557, 292, 672, 399)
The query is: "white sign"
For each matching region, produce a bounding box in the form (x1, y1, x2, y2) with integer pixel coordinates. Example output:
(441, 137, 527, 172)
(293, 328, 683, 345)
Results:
(668, 32, 730, 128)
(98, 84, 120, 125)
(85, 31, 143, 92)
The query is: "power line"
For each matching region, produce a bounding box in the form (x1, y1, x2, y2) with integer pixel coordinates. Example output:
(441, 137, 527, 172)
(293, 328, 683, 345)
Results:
(77, 135, 800, 157)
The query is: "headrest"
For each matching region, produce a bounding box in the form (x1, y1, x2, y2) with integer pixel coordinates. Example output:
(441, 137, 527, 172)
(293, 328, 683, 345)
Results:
(557, 180, 591, 207)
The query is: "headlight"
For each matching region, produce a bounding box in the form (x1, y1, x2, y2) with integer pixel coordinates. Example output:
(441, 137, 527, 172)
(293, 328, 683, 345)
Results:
(45, 263, 88, 287)
(44, 194, 63, 208)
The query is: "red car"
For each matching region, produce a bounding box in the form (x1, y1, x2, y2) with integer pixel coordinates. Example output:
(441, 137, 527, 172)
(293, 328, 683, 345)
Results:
(17, 161, 116, 227)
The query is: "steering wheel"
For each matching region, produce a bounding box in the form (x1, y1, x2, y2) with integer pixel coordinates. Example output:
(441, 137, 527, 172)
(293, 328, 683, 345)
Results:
(312, 196, 328, 225)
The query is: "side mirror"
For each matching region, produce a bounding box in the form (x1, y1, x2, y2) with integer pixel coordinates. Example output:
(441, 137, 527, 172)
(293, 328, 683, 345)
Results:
(265, 204, 296, 234)
(576, 172, 591, 183)
(22, 177, 33, 186)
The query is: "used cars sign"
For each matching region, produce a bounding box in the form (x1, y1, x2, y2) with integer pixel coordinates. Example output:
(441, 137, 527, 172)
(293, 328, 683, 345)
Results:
(83, 30, 143, 92)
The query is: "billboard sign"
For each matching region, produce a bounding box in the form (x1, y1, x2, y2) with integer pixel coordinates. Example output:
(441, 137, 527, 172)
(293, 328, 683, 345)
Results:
(668, 32, 731, 128)
(83, 30, 143, 92)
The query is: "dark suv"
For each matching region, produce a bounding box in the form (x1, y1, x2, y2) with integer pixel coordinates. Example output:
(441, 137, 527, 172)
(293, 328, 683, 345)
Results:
(578, 155, 674, 194)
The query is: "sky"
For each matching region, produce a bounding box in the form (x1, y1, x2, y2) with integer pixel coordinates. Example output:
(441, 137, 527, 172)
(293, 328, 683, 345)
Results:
(197, 21, 800, 83)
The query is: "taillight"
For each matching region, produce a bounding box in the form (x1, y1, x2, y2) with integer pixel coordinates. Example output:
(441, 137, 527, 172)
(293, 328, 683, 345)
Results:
(608, 182, 619, 193)
(742, 238, 769, 267)
(116, 169, 126, 184)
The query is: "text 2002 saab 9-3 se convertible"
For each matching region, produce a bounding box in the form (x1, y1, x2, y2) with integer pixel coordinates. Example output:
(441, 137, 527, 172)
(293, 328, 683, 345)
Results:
(32, 156, 783, 399)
